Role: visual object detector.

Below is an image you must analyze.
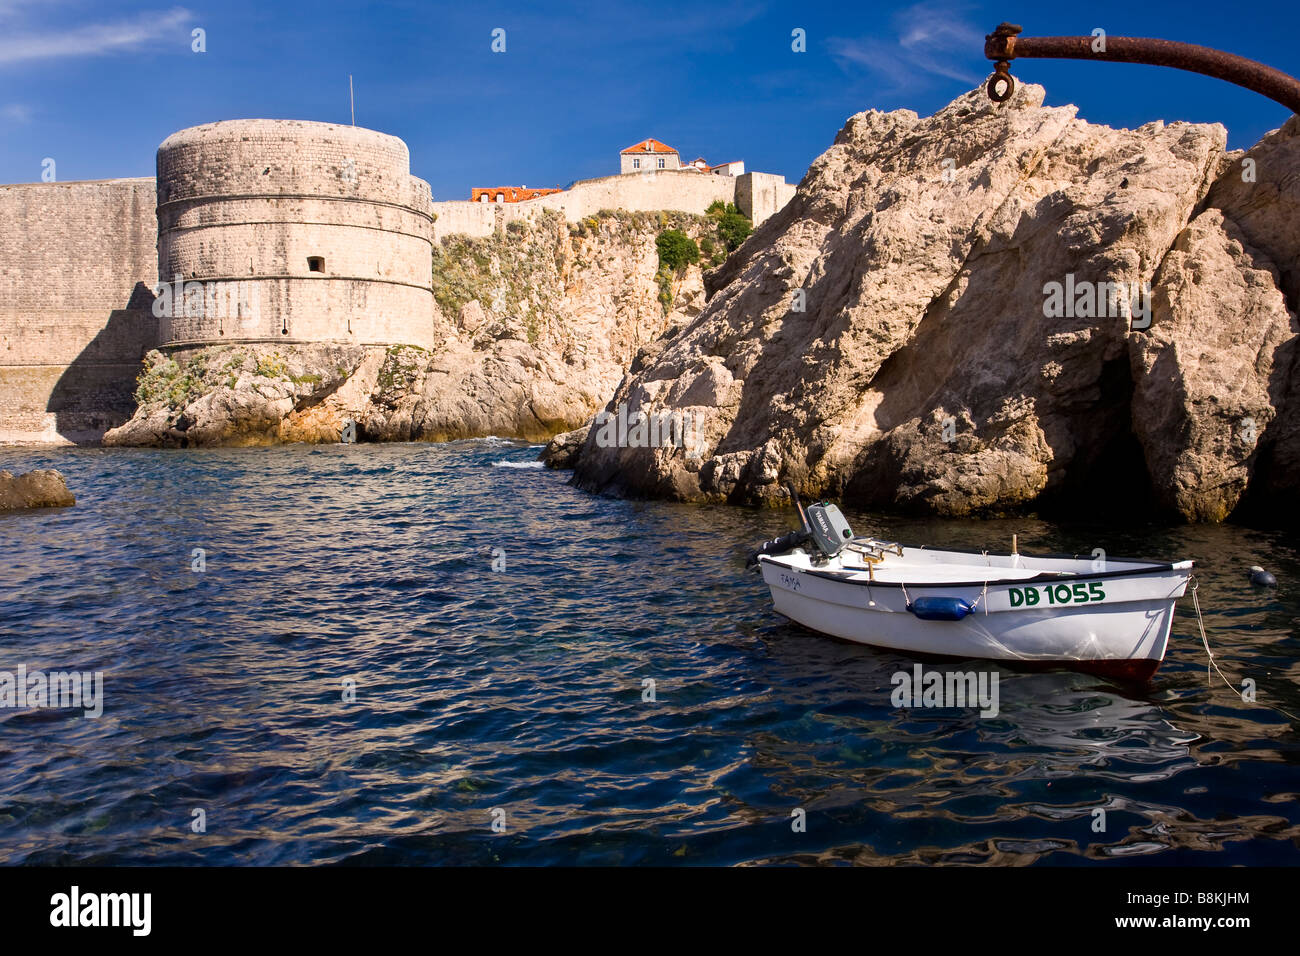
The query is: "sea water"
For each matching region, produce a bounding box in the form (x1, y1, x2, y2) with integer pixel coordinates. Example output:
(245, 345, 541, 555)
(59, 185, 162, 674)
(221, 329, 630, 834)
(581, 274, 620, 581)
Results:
(1, 440, 1296, 865)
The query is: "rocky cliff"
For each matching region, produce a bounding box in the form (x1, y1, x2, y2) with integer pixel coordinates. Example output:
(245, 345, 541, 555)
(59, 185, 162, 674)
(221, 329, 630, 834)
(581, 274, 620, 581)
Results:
(104, 210, 713, 447)
(553, 84, 1300, 524)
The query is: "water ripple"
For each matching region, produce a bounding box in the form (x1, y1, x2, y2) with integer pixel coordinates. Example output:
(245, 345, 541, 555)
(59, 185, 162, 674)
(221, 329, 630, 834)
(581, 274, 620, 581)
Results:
(0, 441, 1297, 865)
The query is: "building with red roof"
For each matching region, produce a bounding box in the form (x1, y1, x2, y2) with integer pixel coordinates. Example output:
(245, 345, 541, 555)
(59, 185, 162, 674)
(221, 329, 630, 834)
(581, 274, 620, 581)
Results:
(470, 185, 564, 203)
(620, 138, 681, 173)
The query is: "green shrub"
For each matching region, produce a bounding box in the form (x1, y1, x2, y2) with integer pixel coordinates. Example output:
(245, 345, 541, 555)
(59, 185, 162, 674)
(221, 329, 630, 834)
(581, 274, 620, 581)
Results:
(656, 229, 699, 272)
(167, 374, 201, 407)
(377, 344, 426, 393)
(656, 265, 674, 315)
(717, 209, 752, 251)
(135, 358, 181, 405)
(255, 353, 288, 379)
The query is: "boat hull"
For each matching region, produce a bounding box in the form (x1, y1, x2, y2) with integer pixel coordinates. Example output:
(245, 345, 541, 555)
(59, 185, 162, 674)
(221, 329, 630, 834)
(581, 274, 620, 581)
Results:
(759, 552, 1190, 680)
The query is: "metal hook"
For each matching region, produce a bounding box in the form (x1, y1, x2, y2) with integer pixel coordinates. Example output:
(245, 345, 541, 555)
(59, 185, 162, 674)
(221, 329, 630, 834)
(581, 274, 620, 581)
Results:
(986, 61, 1015, 102)
(982, 20, 1300, 115)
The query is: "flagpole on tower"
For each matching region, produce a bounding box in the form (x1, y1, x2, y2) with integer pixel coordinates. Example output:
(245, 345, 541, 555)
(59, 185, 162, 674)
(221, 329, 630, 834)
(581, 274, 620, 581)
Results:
(349, 74, 355, 126)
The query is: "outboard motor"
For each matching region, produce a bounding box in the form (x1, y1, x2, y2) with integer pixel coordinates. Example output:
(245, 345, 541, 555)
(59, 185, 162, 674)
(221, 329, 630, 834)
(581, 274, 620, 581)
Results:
(746, 484, 856, 567)
(805, 502, 855, 558)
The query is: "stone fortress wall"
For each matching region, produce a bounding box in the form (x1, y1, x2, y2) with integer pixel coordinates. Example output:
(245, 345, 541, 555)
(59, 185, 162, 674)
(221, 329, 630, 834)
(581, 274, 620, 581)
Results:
(431, 170, 796, 241)
(0, 119, 798, 444)
(0, 179, 159, 442)
(157, 120, 434, 349)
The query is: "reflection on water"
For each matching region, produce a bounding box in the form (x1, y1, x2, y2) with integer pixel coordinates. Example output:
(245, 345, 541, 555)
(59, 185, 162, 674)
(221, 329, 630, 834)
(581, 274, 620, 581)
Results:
(0, 440, 1297, 865)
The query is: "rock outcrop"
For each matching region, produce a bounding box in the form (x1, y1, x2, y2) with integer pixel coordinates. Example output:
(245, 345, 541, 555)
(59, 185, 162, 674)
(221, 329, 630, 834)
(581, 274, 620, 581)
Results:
(104, 344, 368, 447)
(1202, 115, 1300, 515)
(105, 210, 715, 447)
(0, 469, 75, 509)
(103, 87, 1300, 525)
(554, 85, 1300, 524)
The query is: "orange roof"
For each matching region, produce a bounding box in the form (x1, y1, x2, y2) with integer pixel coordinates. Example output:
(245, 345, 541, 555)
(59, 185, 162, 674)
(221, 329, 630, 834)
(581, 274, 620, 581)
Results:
(470, 186, 564, 203)
(620, 138, 678, 155)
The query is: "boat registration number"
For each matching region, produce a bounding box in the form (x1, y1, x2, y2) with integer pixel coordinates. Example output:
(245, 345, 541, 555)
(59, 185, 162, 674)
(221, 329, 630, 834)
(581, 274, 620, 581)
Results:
(1008, 582, 1106, 606)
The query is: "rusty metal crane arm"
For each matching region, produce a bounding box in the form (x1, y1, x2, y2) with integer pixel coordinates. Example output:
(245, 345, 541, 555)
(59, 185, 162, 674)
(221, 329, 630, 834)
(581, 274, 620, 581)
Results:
(984, 22, 1300, 114)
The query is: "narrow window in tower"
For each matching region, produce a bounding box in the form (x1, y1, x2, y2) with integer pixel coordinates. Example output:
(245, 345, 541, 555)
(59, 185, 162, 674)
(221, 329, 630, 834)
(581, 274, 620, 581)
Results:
(308, 256, 325, 273)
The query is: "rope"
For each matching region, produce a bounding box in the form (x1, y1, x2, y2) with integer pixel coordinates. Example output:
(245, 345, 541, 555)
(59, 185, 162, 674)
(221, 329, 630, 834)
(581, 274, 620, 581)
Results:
(1192, 577, 1236, 693)
(1192, 575, 1299, 723)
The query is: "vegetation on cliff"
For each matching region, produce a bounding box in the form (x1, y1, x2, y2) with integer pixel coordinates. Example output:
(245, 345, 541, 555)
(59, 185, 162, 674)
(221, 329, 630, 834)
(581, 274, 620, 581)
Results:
(706, 200, 753, 253)
(655, 229, 700, 271)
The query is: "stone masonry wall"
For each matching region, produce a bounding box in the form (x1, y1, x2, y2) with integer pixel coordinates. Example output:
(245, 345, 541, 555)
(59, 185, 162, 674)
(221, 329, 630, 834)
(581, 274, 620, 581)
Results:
(156, 120, 435, 349)
(431, 200, 498, 239)
(0, 178, 158, 443)
(736, 172, 798, 227)
(431, 169, 796, 241)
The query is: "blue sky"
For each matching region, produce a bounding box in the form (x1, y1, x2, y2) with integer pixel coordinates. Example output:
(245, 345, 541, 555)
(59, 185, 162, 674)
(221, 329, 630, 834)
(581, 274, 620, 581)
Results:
(1, 0, 1297, 196)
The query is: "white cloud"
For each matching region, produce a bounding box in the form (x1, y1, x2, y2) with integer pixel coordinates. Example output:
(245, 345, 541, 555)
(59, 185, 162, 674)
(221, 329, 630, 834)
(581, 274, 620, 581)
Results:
(830, 2, 986, 89)
(1, 103, 33, 121)
(0, 6, 193, 66)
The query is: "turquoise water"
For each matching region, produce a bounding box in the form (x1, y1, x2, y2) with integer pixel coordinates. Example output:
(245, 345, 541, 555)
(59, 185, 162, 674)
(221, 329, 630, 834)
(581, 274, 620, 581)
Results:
(1, 440, 1297, 865)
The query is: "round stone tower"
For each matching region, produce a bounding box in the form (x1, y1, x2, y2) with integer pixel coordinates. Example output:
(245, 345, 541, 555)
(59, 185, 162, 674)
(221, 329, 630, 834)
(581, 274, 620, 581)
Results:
(155, 119, 433, 348)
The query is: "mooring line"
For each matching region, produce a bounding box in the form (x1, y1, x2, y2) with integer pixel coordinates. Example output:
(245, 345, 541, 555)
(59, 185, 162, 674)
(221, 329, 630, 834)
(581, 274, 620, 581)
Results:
(1192, 576, 1299, 724)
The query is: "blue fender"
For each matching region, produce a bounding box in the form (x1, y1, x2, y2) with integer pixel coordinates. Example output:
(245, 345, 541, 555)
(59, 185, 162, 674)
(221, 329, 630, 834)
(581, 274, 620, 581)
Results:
(908, 596, 975, 621)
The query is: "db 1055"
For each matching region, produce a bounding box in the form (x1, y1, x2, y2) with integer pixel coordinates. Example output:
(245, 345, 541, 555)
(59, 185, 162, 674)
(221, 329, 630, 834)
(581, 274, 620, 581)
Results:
(1008, 582, 1105, 607)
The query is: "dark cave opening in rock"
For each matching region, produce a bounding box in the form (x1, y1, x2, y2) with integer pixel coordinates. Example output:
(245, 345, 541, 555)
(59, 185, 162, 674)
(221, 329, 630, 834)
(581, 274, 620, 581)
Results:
(1037, 356, 1163, 522)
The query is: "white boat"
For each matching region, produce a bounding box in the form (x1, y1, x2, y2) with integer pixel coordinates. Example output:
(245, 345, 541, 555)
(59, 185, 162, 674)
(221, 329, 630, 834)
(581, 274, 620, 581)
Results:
(750, 490, 1193, 681)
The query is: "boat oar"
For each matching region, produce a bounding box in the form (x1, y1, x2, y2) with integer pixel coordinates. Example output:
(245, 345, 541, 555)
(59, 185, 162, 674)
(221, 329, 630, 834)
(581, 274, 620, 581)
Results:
(786, 481, 813, 535)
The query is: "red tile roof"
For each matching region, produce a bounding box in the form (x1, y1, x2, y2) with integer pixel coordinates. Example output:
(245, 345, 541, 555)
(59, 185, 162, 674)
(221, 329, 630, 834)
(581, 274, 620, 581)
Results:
(470, 186, 564, 203)
(620, 138, 678, 155)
